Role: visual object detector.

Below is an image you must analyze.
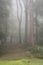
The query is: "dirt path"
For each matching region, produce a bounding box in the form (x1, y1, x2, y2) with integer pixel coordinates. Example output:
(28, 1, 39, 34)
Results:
(0, 46, 30, 60)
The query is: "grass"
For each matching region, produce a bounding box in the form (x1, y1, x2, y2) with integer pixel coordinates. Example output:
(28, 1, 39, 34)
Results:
(0, 59, 43, 65)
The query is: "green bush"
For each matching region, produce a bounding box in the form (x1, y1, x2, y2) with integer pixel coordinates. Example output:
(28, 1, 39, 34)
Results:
(30, 46, 43, 59)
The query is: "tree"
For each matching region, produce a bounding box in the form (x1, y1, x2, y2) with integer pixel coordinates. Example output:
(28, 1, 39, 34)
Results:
(0, 0, 9, 45)
(16, 0, 22, 44)
(38, 23, 43, 45)
(22, 0, 29, 44)
(33, 0, 43, 45)
(29, 0, 34, 46)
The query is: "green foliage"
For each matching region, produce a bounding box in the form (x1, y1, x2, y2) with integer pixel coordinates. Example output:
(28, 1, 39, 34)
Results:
(0, 59, 43, 65)
(28, 46, 43, 59)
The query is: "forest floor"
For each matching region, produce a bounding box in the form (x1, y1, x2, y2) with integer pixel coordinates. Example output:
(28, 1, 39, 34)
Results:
(0, 45, 43, 65)
(0, 45, 30, 60)
(0, 59, 43, 65)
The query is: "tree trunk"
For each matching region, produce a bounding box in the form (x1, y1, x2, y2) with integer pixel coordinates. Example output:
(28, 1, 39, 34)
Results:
(29, 0, 34, 46)
(35, 14, 39, 45)
(19, 22, 21, 44)
(24, 0, 28, 44)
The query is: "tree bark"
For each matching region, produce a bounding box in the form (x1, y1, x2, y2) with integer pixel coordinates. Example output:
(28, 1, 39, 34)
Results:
(19, 22, 21, 43)
(29, 0, 34, 46)
(16, 0, 22, 44)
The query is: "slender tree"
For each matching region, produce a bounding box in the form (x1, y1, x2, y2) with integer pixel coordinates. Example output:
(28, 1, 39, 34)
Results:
(0, 0, 9, 45)
(22, 0, 29, 44)
(33, 0, 43, 45)
(29, 0, 34, 46)
(16, 0, 22, 44)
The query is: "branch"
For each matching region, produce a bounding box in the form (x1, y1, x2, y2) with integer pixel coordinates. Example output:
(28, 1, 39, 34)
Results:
(16, 0, 20, 22)
(22, 0, 26, 8)
(19, 0, 22, 22)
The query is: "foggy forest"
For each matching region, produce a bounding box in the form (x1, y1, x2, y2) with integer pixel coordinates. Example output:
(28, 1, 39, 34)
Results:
(0, 0, 43, 65)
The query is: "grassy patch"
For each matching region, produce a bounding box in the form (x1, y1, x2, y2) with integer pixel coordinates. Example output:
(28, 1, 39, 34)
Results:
(0, 59, 43, 65)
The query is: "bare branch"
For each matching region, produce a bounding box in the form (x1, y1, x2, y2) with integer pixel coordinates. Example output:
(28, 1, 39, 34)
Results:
(19, 0, 22, 23)
(22, 0, 26, 8)
(16, 0, 20, 22)
(16, 0, 22, 23)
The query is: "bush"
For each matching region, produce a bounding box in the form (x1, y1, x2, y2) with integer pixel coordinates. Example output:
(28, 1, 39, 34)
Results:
(30, 46, 43, 59)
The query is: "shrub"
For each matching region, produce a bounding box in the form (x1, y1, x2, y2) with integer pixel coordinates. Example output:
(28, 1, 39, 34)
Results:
(30, 46, 43, 59)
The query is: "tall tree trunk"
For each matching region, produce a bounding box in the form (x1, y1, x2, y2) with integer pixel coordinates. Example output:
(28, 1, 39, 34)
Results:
(29, 12, 34, 46)
(16, 0, 22, 44)
(19, 22, 21, 44)
(35, 14, 39, 45)
(29, 0, 34, 46)
(25, 8, 28, 44)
